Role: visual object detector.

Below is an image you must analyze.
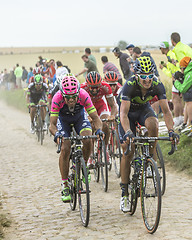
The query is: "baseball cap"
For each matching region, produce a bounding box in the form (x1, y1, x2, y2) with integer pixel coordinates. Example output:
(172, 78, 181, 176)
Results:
(112, 47, 120, 53)
(126, 44, 135, 49)
(159, 41, 169, 49)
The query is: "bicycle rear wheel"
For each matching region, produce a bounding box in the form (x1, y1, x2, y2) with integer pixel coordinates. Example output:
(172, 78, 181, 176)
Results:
(99, 139, 108, 192)
(140, 158, 161, 234)
(92, 138, 100, 182)
(112, 129, 121, 178)
(156, 143, 166, 195)
(77, 157, 90, 227)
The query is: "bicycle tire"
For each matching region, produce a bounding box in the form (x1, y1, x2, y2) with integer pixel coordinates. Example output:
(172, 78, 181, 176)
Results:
(156, 143, 166, 195)
(69, 157, 77, 211)
(140, 158, 161, 234)
(77, 156, 90, 227)
(36, 115, 40, 142)
(92, 139, 100, 182)
(112, 129, 121, 178)
(40, 121, 44, 145)
(128, 163, 138, 215)
(99, 139, 108, 192)
(108, 141, 112, 171)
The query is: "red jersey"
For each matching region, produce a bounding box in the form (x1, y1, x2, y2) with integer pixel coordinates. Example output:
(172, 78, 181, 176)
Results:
(81, 81, 113, 103)
(113, 82, 122, 96)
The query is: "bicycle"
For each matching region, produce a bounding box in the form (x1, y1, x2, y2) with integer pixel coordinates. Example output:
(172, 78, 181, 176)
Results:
(90, 134, 108, 192)
(57, 127, 97, 227)
(125, 136, 177, 234)
(102, 118, 122, 178)
(30, 104, 47, 145)
(136, 123, 166, 195)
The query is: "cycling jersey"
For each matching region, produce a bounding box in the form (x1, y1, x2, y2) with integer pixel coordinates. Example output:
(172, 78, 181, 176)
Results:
(118, 75, 167, 111)
(50, 88, 96, 117)
(81, 81, 113, 103)
(113, 82, 122, 97)
(27, 82, 49, 104)
(48, 83, 59, 98)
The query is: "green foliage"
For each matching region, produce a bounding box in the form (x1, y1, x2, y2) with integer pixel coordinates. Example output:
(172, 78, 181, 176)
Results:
(159, 134, 192, 175)
(117, 40, 128, 50)
(0, 89, 27, 113)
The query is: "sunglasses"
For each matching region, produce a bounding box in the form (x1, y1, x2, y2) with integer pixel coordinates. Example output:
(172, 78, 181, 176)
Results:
(138, 74, 154, 80)
(64, 94, 78, 100)
(35, 83, 42, 85)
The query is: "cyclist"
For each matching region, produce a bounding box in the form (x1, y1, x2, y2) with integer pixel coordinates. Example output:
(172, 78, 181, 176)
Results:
(29, 67, 47, 84)
(81, 71, 118, 164)
(49, 75, 104, 203)
(104, 71, 122, 98)
(118, 56, 179, 212)
(27, 74, 49, 133)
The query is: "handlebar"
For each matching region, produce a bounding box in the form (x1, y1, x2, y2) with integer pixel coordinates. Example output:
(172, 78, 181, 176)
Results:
(124, 136, 177, 156)
(56, 135, 98, 154)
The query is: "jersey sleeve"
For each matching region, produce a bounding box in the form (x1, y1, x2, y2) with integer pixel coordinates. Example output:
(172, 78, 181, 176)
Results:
(153, 78, 167, 100)
(79, 88, 96, 115)
(50, 91, 64, 117)
(102, 81, 113, 98)
(121, 78, 136, 101)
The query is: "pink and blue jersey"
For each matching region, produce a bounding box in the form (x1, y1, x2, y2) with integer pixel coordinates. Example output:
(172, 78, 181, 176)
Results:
(50, 88, 96, 117)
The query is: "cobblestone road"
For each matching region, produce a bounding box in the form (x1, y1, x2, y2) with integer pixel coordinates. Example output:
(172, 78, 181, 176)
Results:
(0, 101, 192, 240)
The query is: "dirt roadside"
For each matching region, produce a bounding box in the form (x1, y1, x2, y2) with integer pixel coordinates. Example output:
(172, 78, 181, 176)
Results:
(0, 100, 192, 240)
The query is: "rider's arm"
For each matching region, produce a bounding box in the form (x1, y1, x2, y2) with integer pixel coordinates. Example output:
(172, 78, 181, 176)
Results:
(120, 100, 131, 133)
(159, 99, 174, 131)
(49, 115, 58, 136)
(106, 96, 118, 117)
(89, 111, 102, 130)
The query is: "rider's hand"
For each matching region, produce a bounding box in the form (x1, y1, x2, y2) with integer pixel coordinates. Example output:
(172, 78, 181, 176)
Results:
(168, 129, 180, 143)
(107, 115, 115, 122)
(54, 131, 63, 143)
(95, 128, 105, 140)
(123, 130, 135, 144)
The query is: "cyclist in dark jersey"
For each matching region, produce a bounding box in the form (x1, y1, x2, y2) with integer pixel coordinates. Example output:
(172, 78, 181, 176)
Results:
(118, 56, 179, 212)
(27, 74, 49, 133)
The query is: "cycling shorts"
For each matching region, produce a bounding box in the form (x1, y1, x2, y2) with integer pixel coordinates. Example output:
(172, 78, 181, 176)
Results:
(30, 95, 47, 105)
(94, 98, 110, 117)
(118, 104, 157, 144)
(57, 109, 92, 137)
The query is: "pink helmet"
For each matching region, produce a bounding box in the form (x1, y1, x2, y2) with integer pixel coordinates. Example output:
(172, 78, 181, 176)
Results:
(60, 74, 80, 96)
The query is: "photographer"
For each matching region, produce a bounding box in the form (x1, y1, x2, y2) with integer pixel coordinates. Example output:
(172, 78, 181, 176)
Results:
(174, 57, 192, 133)
(159, 41, 183, 127)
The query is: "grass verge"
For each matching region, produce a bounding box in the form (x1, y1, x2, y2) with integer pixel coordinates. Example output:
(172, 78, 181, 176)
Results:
(159, 134, 192, 176)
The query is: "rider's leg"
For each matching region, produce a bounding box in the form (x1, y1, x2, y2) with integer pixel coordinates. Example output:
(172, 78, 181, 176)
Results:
(59, 140, 71, 184)
(100, 114, 110, 146)
(81, 129, 92, 163)
(145, 116, 158, 158)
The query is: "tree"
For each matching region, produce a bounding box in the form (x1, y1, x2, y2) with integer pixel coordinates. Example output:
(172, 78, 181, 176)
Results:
(117, 40, 128, 50)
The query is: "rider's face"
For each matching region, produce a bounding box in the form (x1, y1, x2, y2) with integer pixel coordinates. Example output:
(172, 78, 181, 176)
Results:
(137, 73, 154, 89)
(64, 95, 78, 107)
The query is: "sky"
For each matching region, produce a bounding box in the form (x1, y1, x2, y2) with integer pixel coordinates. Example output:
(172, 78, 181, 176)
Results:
(1, 0, 192, 48)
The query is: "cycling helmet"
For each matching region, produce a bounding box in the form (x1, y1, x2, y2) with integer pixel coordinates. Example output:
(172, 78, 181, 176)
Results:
(60, 74, 80, 96)
(33, 67, 41, 75)
(34, 74, 43, 84)
(104, 71, 118, 83)
(86, 71, 102, 86)
(56, 73, 67, 85)
(134, 56, 155, 74)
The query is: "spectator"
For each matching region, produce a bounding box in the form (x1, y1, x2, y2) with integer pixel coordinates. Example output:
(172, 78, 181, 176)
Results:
(174, 57, 192, 134)
(101, 56, 123, 85)
(8, 69, 16, 90)
(75, 55, 98, 78)
(47, 59, 56, 83)
(0, 71, 4, 88)
(3, 69, 10, 90)
(159, 41, 183, 126)
(22, 66, 28, 88)
(14, 63, 23, 89)
(112, 47, 132, 81)
(171, 32, 192, 62)
(125, 43, 135, 57)
(27, 67, 33, 85)
(85, 48, 97, 65)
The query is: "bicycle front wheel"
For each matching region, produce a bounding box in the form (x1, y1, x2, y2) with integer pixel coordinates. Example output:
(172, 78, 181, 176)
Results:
(77, 157, 90, 227)
(92, 138, 100, 182)
(140, 158, 161, 234)
(69, 158, 77, 211)
(99, 139, 108, 192)
(156, 143, 166, 195)
(112, 129, 121, 178)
